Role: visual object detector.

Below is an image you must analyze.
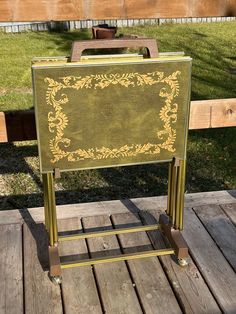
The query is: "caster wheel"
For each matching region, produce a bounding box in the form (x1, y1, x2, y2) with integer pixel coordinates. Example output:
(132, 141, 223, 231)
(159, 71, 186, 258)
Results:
(50, 275, 62, 284)
(178, 258, 188, 267)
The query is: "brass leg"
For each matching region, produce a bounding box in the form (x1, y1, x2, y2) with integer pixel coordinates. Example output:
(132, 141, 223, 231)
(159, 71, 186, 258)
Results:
(42, 173, 50, 232)
(47, 173, 58, 244)
(167, 158, 186, 231)
(168, 159, 175, 225)
(176, 159, 186, 230)
(166, 162, 172, 216)
(166, 158, 188, 265)
(42, 173, 61, 280)
(167, 158, 178, 228)
(42, 172, 59, 245)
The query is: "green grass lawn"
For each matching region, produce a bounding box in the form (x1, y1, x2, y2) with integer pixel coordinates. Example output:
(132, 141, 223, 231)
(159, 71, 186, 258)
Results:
(0, 21, 236, 210)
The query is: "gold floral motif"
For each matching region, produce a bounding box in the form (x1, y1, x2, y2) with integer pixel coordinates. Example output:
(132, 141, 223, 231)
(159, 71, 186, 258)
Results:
(45, 70, 180, 163)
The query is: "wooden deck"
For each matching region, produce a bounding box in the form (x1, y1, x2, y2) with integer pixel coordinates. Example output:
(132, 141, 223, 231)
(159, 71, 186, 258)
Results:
(1, 190, 236, 314)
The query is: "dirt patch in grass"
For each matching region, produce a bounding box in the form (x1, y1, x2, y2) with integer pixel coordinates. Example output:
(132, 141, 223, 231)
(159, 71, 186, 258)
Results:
(0, 87, 32, 95)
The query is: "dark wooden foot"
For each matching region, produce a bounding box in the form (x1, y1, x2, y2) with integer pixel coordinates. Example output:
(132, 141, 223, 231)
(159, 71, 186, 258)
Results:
(48, 245, 62, 278)
(159, 214, 188, 260)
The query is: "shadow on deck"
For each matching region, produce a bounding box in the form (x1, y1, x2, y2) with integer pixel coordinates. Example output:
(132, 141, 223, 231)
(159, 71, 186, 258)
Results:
(1, 190, 236, 313)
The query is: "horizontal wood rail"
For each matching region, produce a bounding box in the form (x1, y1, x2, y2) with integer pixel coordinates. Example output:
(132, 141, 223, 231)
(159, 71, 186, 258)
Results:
(1, 98, 236, 143)
(0, 110, 36, 142)
(189, 98, 236, 129)
(0, 0, 236, 22)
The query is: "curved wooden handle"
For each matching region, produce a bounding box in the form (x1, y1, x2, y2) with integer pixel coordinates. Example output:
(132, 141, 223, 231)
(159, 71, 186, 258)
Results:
(70, 38, 158, 61)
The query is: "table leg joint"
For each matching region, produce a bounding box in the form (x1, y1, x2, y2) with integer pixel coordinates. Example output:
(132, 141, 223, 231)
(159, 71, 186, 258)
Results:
(159, 213, 188, 260)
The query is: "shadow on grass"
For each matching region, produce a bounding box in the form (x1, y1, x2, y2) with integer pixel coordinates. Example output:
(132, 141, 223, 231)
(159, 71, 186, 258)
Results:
(0, 163, 168, 210)
(49, 28, 91, 52)
(42, 29, 125, 57)
(187, 128, 236, 192)
(0, 145, 235, 211)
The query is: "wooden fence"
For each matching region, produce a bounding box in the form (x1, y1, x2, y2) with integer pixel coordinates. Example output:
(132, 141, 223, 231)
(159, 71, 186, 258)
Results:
(1, 0, 236, 22)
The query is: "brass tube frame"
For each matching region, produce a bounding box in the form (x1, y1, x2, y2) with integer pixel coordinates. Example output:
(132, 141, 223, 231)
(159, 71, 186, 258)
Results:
(175, 162, 182, 229)
(61, 248, 175, 269)
(43, 156, 186, 275)
(170, 159, 177, 226)
(42, 173, 49, 232)
(59, 224, 160, 242)
(166, 162, 172, 215)
(42, 173, 58, 246)
(167, 158, 186, 230)
(178, 159, 186, 230)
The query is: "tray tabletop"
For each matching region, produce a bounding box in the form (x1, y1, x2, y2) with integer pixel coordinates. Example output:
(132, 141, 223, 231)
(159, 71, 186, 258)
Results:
(32, 56, 191, 173)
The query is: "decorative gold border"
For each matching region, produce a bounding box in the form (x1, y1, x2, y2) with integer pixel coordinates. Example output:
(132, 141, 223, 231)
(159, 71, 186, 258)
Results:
(45, 70, 180, 163)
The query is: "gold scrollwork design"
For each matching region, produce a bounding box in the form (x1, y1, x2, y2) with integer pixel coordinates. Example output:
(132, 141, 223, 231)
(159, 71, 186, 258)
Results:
(45, 70, 181, 163)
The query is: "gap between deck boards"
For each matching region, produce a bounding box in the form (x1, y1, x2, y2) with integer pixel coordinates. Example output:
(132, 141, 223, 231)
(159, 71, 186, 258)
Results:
(0, 190, 236, 225)
(1, 205, 236, 313)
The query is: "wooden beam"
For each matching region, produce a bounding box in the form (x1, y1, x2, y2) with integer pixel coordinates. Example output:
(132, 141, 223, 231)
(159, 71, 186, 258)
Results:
(0, 112, 7, 142)
(0, 110, 37, 142)
(0, 0, 236, 22)
(0, 98, 235, 143)
(189, 98, 236, 130)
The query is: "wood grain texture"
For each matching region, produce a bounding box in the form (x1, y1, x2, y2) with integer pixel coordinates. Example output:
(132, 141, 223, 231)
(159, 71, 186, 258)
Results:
(23, 222, 63, 314)
(189, 98, 236, 129)
(82, 215, 143, 314)
(182, 207, 236, 313)
(111, 212, 182, 314)
(129, 189, 236, 212)
(1, 201, 236, 313)
(58, 218, 102, 314)
(1, 98, 236, 143)
(0, 224, 23, 314)
(194, 204, 236, 271)
(221, 203, 236, 225)
(1, 190, 236, 225)
(140, 210, 221, 314)
(0, 112, 7, 142)
(1, 0, 236, 22)
(191, 0, 226, 16)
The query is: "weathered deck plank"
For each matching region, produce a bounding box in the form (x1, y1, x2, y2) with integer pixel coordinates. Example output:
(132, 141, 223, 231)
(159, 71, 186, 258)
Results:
(140, 210, 221, 314)
(82, 215, 143, 314)
(58, 218, 103, 314)
(194, 204, 236, 272)
(0, 224, 23, 314)
(183, 207, 236, 313)
(1, 190, 236, 225)
(1, 193, 236, 313)
(23, 222, 63, 314)
(111, 212, 181, 314)
(221, 203, 236, 226)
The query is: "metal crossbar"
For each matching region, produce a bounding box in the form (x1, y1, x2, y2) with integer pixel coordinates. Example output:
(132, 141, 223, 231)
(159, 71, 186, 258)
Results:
(61, 248, 175, 268)
(58, 224, 160, 242)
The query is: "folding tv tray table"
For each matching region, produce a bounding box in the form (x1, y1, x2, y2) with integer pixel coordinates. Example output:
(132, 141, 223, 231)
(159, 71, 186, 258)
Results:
(32, 38, 192, 283)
